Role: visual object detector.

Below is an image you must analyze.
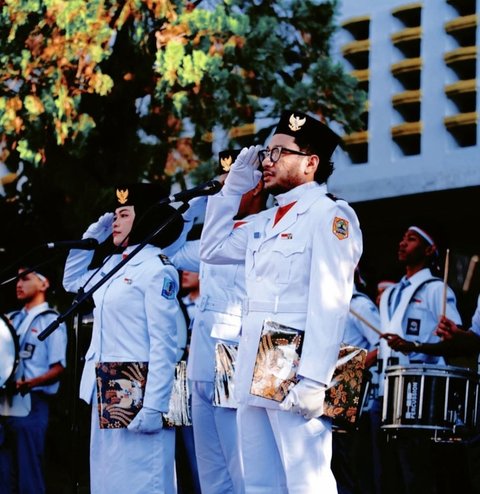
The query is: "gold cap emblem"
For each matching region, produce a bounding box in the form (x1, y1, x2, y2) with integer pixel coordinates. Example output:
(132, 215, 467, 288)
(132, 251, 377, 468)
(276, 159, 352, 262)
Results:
(116, 188, 129, 205)
(220, 155, 233, 172)
(288, 114, 306, 132)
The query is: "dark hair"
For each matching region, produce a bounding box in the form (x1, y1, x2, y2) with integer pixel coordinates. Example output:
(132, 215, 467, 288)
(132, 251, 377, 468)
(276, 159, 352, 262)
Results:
(295, 138, 335, 184)
(18, 264, 56, 294)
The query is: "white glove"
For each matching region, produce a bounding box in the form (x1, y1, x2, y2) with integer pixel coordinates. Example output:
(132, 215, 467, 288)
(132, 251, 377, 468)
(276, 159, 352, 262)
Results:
(222, 145, 263, 196)
(82, 212, 114, 243)
(279, 377, 326, 420)
(182, 196, 207, 223)
(127, 406, 164, 434)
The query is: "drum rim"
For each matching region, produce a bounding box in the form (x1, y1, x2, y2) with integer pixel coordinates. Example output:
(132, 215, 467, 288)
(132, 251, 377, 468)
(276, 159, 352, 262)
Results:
(0, 313, 20, 387)
(385, 363, 480, 379)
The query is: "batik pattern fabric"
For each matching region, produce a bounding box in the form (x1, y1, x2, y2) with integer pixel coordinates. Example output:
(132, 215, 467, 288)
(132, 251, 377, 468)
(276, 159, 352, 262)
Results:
(249, 321, 367, 425)
(96, 361, 148, 429)
(250, 319, 304, 402)
(323, 344, 367, 427)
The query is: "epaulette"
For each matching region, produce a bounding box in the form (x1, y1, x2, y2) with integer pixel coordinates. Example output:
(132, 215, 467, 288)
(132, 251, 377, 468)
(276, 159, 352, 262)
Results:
(326, 192, 343, 202)
(158, 253, 174, 266)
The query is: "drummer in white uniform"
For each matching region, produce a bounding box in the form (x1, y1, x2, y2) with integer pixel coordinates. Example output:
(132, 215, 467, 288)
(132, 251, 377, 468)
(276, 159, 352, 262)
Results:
(376, 225, 462, 494)
(63, 183, 184, 494)
(171, 150, 268, 494)
(200, 111, 362, 493)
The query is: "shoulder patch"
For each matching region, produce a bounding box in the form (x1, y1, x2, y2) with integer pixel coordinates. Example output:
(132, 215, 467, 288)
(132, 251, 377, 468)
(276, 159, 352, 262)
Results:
(332, 216, 349, 240)
(161, 277, 177, 300)
(158, 254, 173, 266)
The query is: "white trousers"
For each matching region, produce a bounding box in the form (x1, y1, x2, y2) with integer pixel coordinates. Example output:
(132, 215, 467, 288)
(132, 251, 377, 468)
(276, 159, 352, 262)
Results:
(89, 405, 176, 494)
(191, 381, 244, 494)
(237, 404, 337, 494)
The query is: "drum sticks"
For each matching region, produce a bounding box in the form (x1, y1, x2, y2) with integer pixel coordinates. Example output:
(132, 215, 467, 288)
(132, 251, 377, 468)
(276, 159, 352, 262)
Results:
(462, 254, 479, 293)
(442, 248, 450, 318)
(349, 308, 383, 337)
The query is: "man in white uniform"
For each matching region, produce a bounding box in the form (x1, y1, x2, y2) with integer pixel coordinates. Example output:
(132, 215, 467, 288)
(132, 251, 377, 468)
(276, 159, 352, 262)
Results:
(172, 150, 268, 494)
(200, 111, 363, 493)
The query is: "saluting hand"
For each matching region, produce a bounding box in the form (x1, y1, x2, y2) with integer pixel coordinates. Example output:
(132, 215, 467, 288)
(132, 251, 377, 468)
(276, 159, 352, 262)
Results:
(82, 212, 114, 243)
(222, 145, 263, 196)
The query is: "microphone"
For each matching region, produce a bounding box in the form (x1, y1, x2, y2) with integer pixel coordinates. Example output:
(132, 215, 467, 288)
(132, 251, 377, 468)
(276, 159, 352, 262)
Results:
(160, 180, 222, 204)
(44, 238, 99, 250)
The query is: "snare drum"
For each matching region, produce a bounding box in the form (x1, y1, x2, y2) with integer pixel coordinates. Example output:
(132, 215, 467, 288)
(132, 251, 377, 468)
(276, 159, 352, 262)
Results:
(0, 314, 19, 389)
(382, 364, 480, 442)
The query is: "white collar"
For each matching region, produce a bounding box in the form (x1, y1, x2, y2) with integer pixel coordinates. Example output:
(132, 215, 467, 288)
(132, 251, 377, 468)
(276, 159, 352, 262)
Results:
(274, 182, 327, 207)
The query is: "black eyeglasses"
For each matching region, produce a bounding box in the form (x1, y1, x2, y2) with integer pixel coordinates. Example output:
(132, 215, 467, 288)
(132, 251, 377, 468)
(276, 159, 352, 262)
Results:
(258, 146, 310, 164)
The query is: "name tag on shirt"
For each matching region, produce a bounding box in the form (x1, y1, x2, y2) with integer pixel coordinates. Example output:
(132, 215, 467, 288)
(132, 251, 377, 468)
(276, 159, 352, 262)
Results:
(406, 318, 421, 336)
(20, 343, 36, 360)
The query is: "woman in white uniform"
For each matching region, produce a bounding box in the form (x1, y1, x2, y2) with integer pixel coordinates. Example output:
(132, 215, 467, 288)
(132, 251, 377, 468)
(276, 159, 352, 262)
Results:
(63, 183, 183, 494)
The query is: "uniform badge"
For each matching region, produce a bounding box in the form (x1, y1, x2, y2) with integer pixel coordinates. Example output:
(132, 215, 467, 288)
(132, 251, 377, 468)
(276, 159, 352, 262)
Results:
(116, 188, 129, 205)
(124, 278, 132, 284)
(288, 114, 306, 132)
(159, 254, 173, 266)
(406, 318, 421, 336)
(280, 233, 293, 239)
(332, 217, 349, 240)
(254, 232, 261, 239)
(161, 278, 177, 300)
(220, 155, 233, 172)
(20, 343, 35, 359)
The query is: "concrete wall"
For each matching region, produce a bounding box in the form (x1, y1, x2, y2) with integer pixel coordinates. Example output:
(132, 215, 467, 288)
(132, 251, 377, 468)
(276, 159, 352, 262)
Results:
(329, 0, 480, 203)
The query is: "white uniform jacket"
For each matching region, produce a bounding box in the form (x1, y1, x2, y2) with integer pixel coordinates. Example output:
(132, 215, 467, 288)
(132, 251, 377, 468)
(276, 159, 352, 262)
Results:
(378, 268, 462, 385)
(63, 244, 179, 412)
(172, 235, 250, 383)
(200, 181, 363, 409)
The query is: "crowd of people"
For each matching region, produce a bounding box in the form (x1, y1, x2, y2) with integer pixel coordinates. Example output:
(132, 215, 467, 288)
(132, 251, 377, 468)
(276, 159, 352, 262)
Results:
(1, 110, 479, 494)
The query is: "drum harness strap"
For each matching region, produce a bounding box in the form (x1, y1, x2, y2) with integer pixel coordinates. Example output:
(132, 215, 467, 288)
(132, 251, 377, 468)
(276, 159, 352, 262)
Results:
(9, 309, 59, 383)
(378, 277, 443, 376)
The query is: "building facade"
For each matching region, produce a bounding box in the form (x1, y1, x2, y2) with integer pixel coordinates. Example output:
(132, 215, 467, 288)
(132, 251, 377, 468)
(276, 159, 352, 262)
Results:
(329, 0, 479, 318)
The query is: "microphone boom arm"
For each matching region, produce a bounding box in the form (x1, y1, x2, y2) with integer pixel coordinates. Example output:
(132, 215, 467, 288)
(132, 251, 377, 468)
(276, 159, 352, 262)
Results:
(38, 202, 190, 341)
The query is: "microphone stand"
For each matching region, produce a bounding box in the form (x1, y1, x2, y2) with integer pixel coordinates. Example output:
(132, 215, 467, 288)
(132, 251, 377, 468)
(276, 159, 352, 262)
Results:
(42, 201, 189, 493)
(0, 254, 63, 286)
(38, 202, 189, 342)
(69, 290, 93, 494)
